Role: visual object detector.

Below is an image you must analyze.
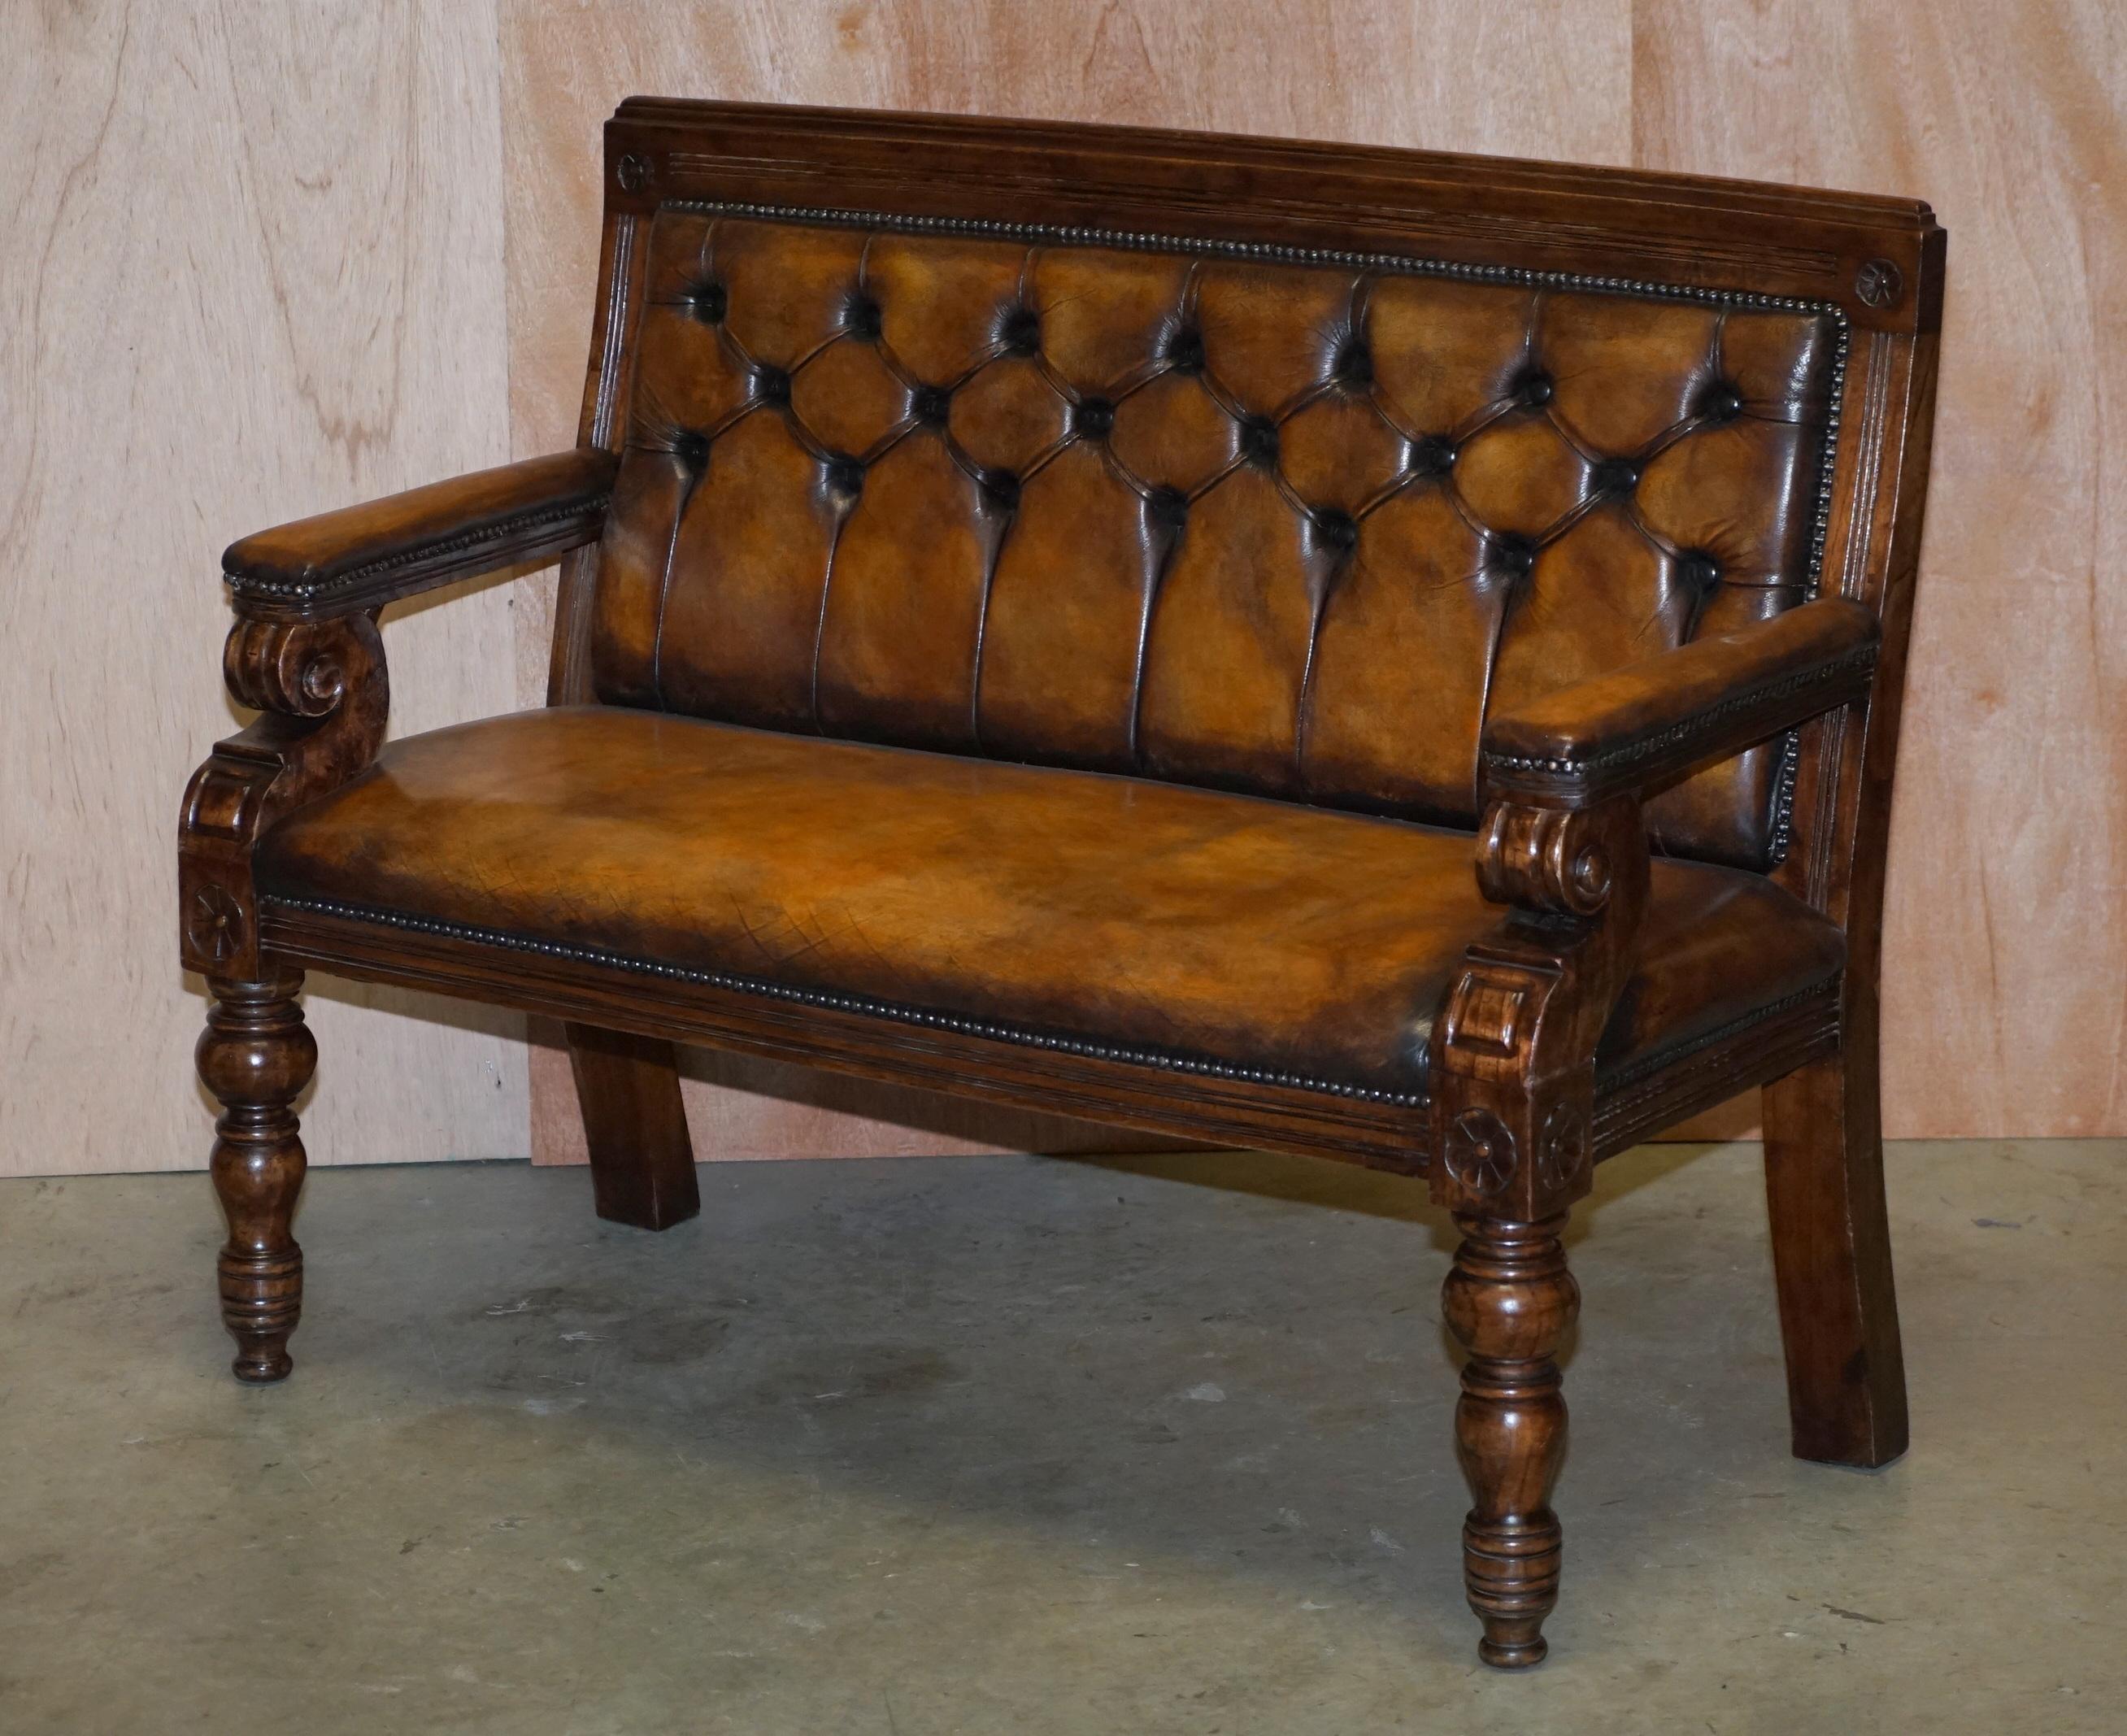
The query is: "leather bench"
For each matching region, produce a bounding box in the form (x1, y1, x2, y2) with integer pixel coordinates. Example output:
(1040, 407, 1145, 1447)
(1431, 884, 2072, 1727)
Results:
(180, 98, 1944, 1668)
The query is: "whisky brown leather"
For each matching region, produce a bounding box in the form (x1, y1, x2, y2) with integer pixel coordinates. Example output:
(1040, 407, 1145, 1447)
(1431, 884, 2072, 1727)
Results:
(1483, 597, 1879, 806)
(590, 211, 1841, 868)
(223, 449, 620, 619)
(254, 707, 1845, 1101)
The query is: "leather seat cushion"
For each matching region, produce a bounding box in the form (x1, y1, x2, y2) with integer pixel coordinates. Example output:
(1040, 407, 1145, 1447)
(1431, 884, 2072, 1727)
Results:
(254, 707, 1845, 1104)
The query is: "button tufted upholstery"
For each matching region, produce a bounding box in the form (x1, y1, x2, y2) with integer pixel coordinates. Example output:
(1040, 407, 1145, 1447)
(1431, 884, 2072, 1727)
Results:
(590, 207, 1842, 868)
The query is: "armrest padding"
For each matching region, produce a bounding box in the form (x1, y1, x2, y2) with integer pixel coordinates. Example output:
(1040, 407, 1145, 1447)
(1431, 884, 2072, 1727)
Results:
(1482, 597, 1879, 806)
(222, 448, 620, 619)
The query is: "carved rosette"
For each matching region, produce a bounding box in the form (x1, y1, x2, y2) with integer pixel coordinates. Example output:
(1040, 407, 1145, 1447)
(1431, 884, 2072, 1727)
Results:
(1536, 1102, 1591, 1194)
(184, 884, 248, 967)
(1445, 1108, 1518, 1199)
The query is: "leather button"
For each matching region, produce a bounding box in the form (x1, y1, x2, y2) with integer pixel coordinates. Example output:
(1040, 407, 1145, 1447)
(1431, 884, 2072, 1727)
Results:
(999, 305, 1041, 355)
(1491, 533, 1538, 579)
(1590, 457, 1640, 496)
(1072, 396, 1116, 440)
(672, 431, 710, 470)
(1238, 416, 1279, 465)
(824, 454, 865, 498)
(753, 364, 791, 406)
(1516, 370, 1555, 408)
(1333, 337, 1373, 389)
(1163, 326, 1205, 372)
(1699, 381, 1745, 421)
(844, 294, 883, 340)
(1411, 435, 1458, 477)
(913, 385, 951, 424)
(981, 468, 1021, 510)
(687, 281, 727, 324)
(1681, 550, 1721, 589)
(1146, 485, 1189, 529)
(1311, 507, 1359, 552)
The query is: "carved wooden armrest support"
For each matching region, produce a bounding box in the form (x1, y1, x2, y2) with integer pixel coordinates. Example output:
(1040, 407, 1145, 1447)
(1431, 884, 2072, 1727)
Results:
(179, 615, 389, 978)
(1430, 794, 1650, 1216)
(1430, 600, 1879, 1216)
(1479, 597, 1879, 807)
(221, 447, 620, 621)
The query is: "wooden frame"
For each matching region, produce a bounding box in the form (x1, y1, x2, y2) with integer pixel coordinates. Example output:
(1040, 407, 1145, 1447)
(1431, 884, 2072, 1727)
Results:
(180, 100, 1942, 1668)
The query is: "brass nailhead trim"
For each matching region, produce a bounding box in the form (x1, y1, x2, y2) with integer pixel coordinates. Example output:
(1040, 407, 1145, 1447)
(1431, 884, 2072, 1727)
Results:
(263, 894, 1431, 1108)
(1481, 642, 1878, 777)
(225, 499, 609, 602)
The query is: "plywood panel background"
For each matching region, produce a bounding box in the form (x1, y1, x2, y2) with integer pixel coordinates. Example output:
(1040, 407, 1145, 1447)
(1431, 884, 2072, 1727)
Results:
(0, 2, 530, 1176)
(5, 2, 2119, 1175)
(1632, 0, 2127, 1137)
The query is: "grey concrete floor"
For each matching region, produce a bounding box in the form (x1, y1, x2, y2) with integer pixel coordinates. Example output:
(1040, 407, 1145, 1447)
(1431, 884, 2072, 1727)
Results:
(1, 1139, 2120, 1734)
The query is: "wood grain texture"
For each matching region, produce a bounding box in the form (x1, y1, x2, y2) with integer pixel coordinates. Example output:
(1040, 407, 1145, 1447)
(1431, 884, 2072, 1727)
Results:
(8, 2, 2115, 1175)
(0, 2, 528, 1174)
(1634, 0, 2127, 1137)
(498, 0, 1634, 1163)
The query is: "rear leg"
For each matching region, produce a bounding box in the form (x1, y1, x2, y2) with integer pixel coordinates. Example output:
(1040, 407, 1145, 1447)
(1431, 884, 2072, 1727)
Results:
(565, 1022, 699, 1230)
(1761, 1042, 1907, 1467)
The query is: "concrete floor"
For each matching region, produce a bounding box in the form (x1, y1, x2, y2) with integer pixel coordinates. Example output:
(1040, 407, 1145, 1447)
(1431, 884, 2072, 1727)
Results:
(0, 1140, 2120, 1734)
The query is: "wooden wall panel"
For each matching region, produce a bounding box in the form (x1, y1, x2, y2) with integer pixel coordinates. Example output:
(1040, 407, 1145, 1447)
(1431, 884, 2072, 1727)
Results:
(1634, 0, 2127, 1137)
(0, 2, 528, 1175)
(499, 0, 1634, 1163)
(7, 2, 2112, 1177)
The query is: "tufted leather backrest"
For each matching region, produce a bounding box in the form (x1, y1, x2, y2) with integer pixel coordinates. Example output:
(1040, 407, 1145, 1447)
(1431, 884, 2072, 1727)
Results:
(590, 205, 1843, 868)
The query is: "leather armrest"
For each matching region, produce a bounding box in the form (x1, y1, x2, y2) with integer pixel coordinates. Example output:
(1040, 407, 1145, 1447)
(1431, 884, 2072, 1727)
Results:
(221, 447, 620, 620)
(1481, 597, 1879, 807)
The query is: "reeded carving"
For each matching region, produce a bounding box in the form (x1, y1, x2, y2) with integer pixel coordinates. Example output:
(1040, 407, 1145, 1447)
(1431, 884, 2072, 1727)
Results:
(198, 970, 315, 1381)
(1442, 1214, 1578, 1669)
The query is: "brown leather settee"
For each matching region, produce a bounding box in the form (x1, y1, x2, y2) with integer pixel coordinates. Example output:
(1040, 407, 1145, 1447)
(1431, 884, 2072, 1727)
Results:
(180, 101, 1942, 1668)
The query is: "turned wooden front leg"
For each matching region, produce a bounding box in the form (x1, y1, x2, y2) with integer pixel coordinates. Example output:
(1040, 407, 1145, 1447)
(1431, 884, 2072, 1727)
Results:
(197, 970, 316, 1382)
(1442, 1213, 1577, 1669)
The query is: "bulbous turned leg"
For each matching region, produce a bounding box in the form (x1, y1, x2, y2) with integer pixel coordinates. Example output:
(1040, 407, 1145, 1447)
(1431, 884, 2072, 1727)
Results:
(197, 969, 316, 1383)
(1442, 1213, 1578, 1669)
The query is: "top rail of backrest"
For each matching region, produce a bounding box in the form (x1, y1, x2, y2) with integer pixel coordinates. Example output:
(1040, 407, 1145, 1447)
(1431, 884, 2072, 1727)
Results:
(602, 98, 1943, 341)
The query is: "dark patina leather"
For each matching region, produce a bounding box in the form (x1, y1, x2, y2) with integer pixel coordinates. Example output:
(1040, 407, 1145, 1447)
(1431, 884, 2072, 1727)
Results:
(1482, 596, 1879, 805)
(222, 448, 619, 618)
(255, 706, 1845, 1103)
(592, 211, 1841, 870)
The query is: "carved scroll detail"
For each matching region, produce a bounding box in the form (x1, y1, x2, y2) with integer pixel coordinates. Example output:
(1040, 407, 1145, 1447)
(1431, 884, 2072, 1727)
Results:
(1429, 794, 1648, 1218)
(178, 613, 388, 979)
(1475, 802, 1615, 916)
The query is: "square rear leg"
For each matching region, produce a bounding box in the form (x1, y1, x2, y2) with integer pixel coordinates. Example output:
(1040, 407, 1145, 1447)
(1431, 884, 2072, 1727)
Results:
(1761, 1041, 1907, 1467)
(565, 1023, 700, 1230)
